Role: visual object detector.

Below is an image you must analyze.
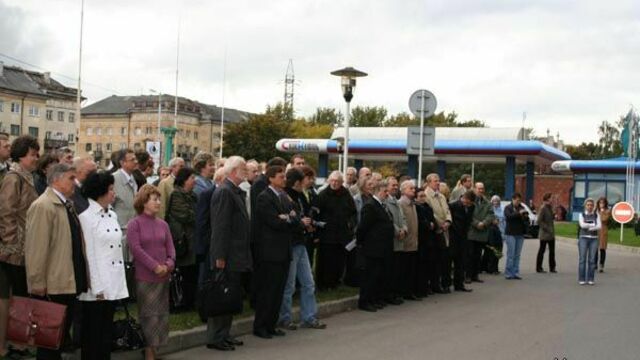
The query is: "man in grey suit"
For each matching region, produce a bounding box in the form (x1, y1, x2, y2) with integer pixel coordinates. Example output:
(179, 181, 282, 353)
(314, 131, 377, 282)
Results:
(113, 149, 138, 260)
(207, 156, 251, 351)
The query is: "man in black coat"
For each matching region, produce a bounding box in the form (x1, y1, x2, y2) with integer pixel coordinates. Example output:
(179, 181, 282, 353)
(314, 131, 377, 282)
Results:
(207, 156, 251, 351)
(316, 171, 357, 290)
(415, 190, 437, 298)
(196, 184, 216, 286)
(446, 190, 476, 292)
(252, 165, 296, 339)
(356, 179, 395, 312)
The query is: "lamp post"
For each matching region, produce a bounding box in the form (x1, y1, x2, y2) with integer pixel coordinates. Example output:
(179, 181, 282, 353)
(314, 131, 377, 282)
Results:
(330, 66, 367, 176)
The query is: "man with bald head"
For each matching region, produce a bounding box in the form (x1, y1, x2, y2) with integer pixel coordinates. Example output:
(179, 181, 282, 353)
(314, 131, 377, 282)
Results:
(349, 167, 371, 196)
(467, 182, 494, 283)
(70, 156, 97, 214)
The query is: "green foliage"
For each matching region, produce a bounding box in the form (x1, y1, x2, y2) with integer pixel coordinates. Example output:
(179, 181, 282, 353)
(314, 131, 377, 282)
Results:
(350, 106, 388, 127)
(384, 112, 418, 127)
(565, 118, 625, 160)
(310, 107, 343, 126)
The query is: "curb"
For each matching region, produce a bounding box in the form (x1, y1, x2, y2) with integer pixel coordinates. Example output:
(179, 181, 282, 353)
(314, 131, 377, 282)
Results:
(556, 236, 640, 255)
(112, 295, 359, 359)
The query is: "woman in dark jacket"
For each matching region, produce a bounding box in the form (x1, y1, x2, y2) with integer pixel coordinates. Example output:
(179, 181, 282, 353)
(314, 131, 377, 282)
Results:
(32, 152, 58, 195)
(165, 167, 198, 309)
(536, 193, 556, 273)
(316, 171, 357, 290)
(503, 193, 528, 280)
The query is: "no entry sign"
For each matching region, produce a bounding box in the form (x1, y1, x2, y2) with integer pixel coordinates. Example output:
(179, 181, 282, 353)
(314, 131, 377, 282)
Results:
(612, 201, 635, 224)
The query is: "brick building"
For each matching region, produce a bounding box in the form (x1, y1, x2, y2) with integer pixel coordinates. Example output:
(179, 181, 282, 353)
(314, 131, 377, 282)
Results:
(515, 174, 573, 215)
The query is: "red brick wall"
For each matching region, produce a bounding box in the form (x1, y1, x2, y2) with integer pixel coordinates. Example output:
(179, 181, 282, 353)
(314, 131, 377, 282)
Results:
(515, 175, 573, 210)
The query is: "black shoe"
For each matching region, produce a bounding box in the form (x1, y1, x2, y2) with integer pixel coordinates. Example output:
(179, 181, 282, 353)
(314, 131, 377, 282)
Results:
(224, 337, 244, 346)
(403, 294, 421, 301)
(426, 289, 435, 295)
(513, 276, 523, 280)
(472, 278, 484, 283)
(385, 297, 403, 305)
(550, 269, 557, 273)
(431, 287, 445, 294)
(454, 287, 473, 292)
(441, 287, 451, 294)
(207, 342, 236, 351)
(536, 269, 547, 273)
(269, 329, 286, 337)
(359, 304, 378, 312)
(253, 330, 273, 339)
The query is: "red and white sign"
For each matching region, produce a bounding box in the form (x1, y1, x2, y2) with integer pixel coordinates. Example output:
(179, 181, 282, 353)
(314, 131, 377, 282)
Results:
(612, 201, 635, 224)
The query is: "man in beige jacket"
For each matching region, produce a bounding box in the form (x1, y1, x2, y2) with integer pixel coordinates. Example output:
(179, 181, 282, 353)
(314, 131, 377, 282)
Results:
(424, 173, 452, 293)
(25, 163, 89, 359)
(157, 157, 185, 219)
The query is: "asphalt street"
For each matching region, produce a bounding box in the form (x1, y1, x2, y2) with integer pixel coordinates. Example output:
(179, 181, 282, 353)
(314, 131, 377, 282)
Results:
(165, 239, 640, 360)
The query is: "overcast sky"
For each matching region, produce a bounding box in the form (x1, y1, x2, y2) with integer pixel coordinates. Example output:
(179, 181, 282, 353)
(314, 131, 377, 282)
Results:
(2, 0, 639, 145)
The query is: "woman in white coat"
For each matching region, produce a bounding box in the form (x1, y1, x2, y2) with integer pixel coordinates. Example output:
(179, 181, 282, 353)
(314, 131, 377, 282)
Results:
(78, 171, 129, 359)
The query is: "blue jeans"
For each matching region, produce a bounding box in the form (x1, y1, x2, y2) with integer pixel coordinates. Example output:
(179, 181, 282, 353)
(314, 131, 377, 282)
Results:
(504, 235, 524, 278)
(578, 236, 599, 282)
(279, 244, 318, 324)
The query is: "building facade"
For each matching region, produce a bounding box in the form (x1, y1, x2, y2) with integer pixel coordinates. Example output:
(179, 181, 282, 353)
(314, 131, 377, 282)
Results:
(0, 62, 79, 152)
(80, 95, 250, 168)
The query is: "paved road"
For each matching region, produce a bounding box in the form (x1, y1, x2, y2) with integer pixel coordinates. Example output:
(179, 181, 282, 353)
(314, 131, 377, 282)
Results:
(166, 240, 640, 360)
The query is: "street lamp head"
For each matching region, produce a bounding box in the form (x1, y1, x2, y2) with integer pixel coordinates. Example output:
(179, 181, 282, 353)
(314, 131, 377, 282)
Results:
(331, 67, 367, 103)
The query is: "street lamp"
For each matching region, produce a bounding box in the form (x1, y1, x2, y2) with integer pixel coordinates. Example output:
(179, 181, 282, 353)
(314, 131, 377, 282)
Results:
(330, 66, 367, 175)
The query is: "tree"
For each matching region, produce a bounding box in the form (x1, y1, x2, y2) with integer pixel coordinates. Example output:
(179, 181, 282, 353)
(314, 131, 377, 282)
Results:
(350, 106, 387, 127)
(598, 120, 623, 157)
(564, 142, 601, 160)
(384, 112, 418, 127)
(265, 102, 295, 123)
(310, 107, 343, 126)
(457, 119, 486, 128)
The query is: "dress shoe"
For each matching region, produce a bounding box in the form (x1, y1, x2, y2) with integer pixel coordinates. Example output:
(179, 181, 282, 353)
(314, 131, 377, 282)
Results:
(224, 337, 244, 346)
(358, 304, 378, 312)
(426, 289, 435, 295)
(207, 342, 236, 351)
(441, 287, 451, 294)
(253, 330, 273, 339)
(454, 287, 473, 292)
(472, 278, 484, 283)
(403, 294, 421, 301)
(536, 269, 546, 273)
(550, 269, 557, 273)
(268, 329, 286, 337)
(513, 276, 522, 280)
(431, 287, 445, 294)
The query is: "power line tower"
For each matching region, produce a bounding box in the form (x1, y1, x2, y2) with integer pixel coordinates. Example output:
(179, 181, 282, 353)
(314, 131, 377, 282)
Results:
(284, 59, 295, 110)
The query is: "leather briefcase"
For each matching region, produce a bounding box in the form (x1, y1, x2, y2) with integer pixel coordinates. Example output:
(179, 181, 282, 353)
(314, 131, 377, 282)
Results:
(7, 296, 67, 350)
(197, 269, 243, 319)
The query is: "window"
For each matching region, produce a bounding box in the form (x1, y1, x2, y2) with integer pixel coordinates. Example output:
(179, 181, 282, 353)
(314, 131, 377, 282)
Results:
(11, 103, 20, 113)
(145, 127, 152, 135)
(68, 113, 75, 123)
(607, 182, 625, 204)
(120, 127, 126, 136)
(85, 143, 92, 152)
(68, 134, 75, 143)
(86, 127, 93, 136)
(106, 127, 113, 136)
(96, 143, 103, 151)
(28, 106, 39, 117)
(106, 143, 112, 151)
(587, 181, 606, 200)
(28, 127, 39, 138)
(574, 181, 586, 198)
(194, 131, 198, 140)
(57, 111, 64, 122)
(96, 127, 102, 136)
(120, 143, 127, 150)
(10, 125, 20, 136)
(45, 131, 52, 139)
(0, 100, 4, 112)
(133, 143, 141, 150)
(46, 110, 53, 120)
(186, 130, 191, 138)
(134, 127, 141, 136)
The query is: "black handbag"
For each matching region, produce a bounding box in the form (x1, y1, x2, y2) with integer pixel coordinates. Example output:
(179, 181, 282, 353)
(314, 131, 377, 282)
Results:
(112, 302, 145, 351)
(169, 268, 185, 311)
(197, 269, 243, 319)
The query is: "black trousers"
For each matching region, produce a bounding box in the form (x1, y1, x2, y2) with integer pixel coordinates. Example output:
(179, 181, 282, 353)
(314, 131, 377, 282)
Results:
(445, 239, 467, 289)
(316, 243, 346, 290)
(467, 241, 485, 280)
(415, 239, 431, 296)
(208, 271, 244, 344)
(305, 241, 317, 269)
(536, 240, 556, 271)
(359, 256, 384, 306)
(482, 241, 503, 274)
(80, 300, 115, 360)
(253, 261, 289, 332)
(344, 246, 362, 287)
(35, 294, 76, 360)
(595, 249, 606, 268)
(393, 252, 417, 297)
(431, 233, 447, 291)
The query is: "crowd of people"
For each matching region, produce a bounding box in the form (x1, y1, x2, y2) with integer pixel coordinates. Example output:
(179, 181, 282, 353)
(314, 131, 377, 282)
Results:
(0, 133, 614, 360)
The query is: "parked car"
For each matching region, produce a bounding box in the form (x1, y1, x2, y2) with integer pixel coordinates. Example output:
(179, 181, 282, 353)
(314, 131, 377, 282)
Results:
(501, 201, 539, 239)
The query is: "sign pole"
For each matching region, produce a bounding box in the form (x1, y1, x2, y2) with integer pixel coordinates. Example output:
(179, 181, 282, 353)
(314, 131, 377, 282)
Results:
(418, 90, 426, 188)
(621, 223, 624, 243)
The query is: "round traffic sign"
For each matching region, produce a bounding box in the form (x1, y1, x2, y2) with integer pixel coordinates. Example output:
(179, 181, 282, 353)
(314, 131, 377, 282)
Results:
(408, 89, 437, 118)
(612, 201, 635, 224)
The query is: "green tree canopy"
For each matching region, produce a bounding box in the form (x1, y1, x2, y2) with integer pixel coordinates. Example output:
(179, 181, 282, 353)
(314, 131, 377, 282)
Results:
(350, 106, 387, 127)
(310, 107, 343, 126)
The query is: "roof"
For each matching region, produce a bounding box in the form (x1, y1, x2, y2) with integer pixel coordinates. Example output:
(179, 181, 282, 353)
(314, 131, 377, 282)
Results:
(0, 64, 79, 100)
(552, 157, 640, 173)
(330, 127, 526, 141)
(82, 95, 251, 124)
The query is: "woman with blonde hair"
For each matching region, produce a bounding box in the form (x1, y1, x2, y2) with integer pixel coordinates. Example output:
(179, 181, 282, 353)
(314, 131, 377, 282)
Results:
(578, 198, 601, 285)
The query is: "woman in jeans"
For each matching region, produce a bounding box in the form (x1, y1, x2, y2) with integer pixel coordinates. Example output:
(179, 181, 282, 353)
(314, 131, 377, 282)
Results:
(128, 185, 175, 360)
(578, 198, 601, 285)
(503, 192, 528, 280)
(78, 171, 129, 359)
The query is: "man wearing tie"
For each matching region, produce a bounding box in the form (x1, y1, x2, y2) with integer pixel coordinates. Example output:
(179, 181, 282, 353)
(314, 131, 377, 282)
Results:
(253, 166, 295, 339)
(113, 150, 139, 259)
(356, 179, 395, 312)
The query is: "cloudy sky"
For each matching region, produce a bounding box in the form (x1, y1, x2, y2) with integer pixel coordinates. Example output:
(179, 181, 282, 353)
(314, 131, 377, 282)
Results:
(2, 0, 639, 145)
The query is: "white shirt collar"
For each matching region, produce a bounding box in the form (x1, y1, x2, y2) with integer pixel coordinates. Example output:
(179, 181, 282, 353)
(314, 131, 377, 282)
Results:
(373, 195, 383, 205)
(269, 185, 282, 196)
(52, 188, 68, 203)
(118, 168, 133, 182)
(87, 198, 109, 215)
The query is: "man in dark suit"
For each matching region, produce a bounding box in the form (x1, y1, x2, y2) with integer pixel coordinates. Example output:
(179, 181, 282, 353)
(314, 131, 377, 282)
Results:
(446, 190, 476, 292)
(207, 156, 251, 351)
(70, 156, 96, 215)
(252, 165, 295, 339)
(195, 184, 216, 287)
(356, 179, 395, 312)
